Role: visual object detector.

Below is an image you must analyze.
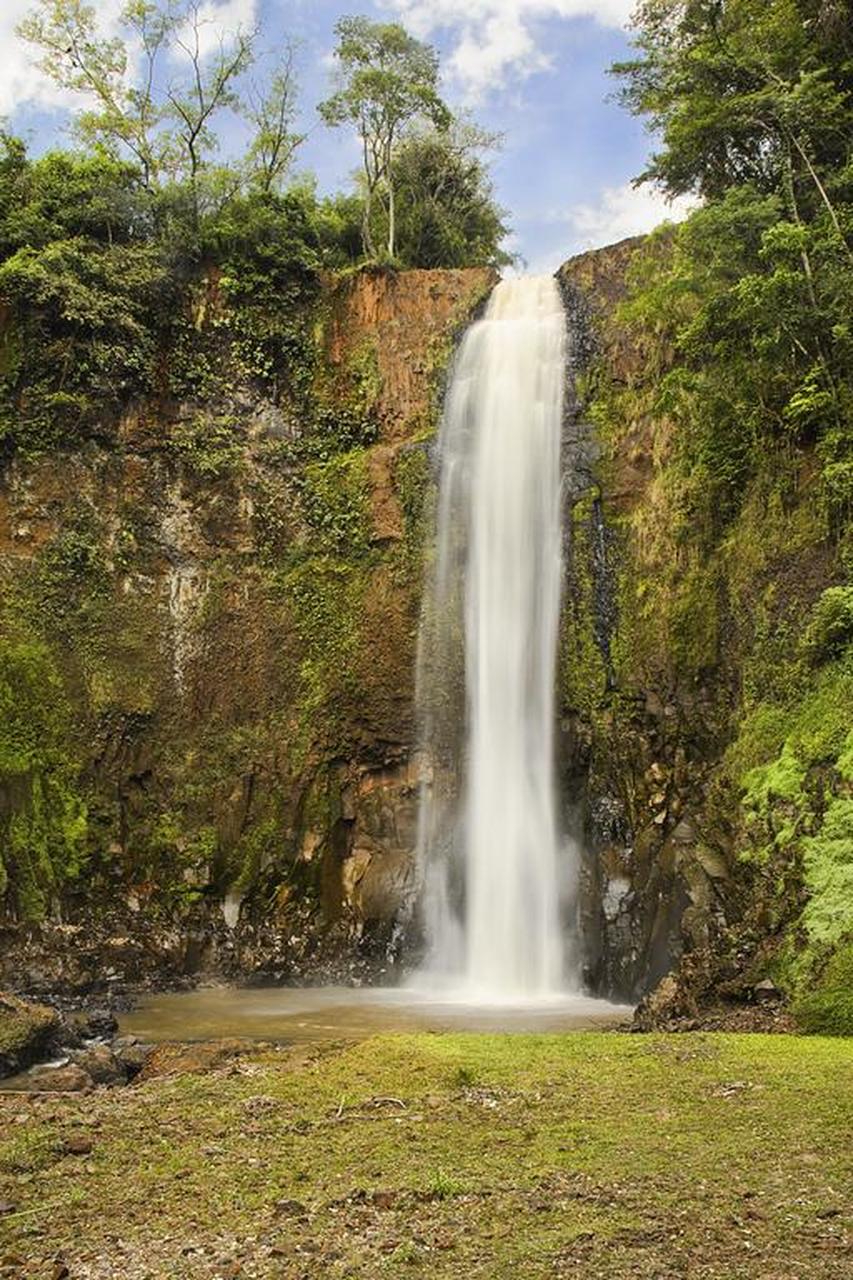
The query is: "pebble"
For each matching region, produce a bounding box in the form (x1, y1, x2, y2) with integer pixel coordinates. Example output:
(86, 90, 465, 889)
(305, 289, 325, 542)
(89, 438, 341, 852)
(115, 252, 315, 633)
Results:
(64, 1134, 94, 1156)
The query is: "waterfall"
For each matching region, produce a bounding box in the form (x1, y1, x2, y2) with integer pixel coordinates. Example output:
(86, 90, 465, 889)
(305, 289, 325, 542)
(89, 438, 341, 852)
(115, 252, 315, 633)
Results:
(415, 275, 574, 1000)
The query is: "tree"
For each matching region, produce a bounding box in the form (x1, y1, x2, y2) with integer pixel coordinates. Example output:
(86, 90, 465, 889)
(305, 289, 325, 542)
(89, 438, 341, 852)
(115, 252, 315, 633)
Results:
(319, 17, 450, 262)
(244, 45, 304, 195)
(612, 0, 853, 260)
(389, 123, 512, 268)
(18, 0, 176, 188)
(609, 0, 853, 530)
(164, 1, 256, 225)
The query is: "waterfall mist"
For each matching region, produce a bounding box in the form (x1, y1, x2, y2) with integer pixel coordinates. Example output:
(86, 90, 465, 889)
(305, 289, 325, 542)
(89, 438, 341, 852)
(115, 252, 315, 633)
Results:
(414, 275, 576, 1000)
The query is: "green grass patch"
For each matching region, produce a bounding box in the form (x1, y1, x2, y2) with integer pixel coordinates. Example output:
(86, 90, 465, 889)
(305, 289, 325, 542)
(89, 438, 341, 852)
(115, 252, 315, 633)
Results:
(1, 1031, 852, 1276)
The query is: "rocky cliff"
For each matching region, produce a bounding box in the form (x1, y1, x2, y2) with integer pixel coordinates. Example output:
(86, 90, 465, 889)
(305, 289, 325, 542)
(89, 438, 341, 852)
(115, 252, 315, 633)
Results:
(0, 265, 495, 994)
(559, 236, 852, 1031)
(3, 241, 848, 1029)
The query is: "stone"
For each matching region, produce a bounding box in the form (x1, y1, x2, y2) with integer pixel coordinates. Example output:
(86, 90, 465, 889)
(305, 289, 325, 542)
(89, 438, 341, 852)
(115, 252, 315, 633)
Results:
(71, 1044, 126, 1086)
(696, 847, 729, 880)
(27, 1064, 92, 1092)
(86, 1009, 119, 1039)
(64, 1134, 94, 1156)
(0, 992, 61, 1079)
(754, 979, 781, 1003)
(274, 1199, 307, 1218)
(115, 1042, 150, 1077)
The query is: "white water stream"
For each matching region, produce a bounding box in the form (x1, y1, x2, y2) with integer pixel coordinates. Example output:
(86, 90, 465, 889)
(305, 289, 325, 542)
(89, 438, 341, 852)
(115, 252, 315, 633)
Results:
(415, 276, 575, 1000)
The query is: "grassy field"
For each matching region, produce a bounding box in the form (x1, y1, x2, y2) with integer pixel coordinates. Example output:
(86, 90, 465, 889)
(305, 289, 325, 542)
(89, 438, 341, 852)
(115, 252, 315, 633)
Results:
(1, 1032, 852, 1278)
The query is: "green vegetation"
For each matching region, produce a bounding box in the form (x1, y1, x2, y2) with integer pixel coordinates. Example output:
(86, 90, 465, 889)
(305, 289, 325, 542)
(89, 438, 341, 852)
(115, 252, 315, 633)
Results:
(0, 636, 87, 917)
(320, 17, 451, 263)
(0, 992, 58, 1067)
(571, 0, 853, 1025)
(2, 1032, 852, 1275)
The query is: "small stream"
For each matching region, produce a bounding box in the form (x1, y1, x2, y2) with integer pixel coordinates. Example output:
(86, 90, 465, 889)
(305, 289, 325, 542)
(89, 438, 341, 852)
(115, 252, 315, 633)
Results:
(121, 986, 631, 1043)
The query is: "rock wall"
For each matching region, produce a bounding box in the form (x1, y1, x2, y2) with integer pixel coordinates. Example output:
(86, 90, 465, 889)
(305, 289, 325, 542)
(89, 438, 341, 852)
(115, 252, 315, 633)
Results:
(0, 265, 495, 994)
(558, 236, 852, 1026)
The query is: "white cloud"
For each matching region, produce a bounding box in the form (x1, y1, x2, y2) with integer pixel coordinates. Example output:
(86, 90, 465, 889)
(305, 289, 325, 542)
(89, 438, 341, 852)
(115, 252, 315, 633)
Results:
(560, 182, 698, 252)
(175, 0, 258, 62)
(0, 0, 125, 117)
(383, 0, 635, 99)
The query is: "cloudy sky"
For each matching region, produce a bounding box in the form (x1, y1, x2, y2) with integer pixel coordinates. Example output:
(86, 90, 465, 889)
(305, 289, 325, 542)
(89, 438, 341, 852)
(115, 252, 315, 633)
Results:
(0, 0, 695, 271)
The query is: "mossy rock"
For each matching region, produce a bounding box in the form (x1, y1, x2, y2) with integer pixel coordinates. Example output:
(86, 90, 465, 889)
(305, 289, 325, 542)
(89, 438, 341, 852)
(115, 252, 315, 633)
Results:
(793, 944, 853, 1036)
(0, 991, 60, 1077)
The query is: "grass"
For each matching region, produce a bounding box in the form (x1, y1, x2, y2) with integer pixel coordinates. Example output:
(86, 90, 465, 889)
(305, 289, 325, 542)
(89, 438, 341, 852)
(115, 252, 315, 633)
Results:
(1, 1032, 852, 1277)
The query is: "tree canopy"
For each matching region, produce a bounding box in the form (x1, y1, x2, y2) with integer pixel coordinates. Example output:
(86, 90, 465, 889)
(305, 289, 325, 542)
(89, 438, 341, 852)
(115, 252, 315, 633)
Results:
(611, 0, 853, 534)
(319, 18, 452, 262)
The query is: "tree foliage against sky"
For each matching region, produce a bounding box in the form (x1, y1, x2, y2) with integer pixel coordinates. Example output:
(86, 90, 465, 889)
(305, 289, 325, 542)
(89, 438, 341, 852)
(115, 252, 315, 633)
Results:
(320, 17, 451, 261)
(13, 3, 509, 270)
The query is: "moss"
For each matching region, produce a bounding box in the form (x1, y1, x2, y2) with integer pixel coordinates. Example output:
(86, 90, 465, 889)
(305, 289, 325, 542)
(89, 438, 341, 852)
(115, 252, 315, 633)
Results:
(394, 441, 433, 575)
(227, 818, 281, 895)
(297, 449, 373, 555)
(800, 794, 853, 947)
(560, 493, 609, 718)
(280, 552, 375, 758)
(801, 585, 853, 663)
(169, 411, 245, 479)
(793, 944, 853, 1035)
(0, 635, 88, 919)
(0, 993, 59, 1066)
(729, 658, 853, 1025)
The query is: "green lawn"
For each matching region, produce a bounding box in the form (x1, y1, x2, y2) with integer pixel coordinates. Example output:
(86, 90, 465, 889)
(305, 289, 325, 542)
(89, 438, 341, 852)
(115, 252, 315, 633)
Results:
(1, 1032, 852, 1277)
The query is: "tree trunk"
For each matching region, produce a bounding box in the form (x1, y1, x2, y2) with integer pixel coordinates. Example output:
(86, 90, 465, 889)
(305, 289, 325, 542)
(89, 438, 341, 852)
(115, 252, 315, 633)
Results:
(362, 182, 377, 259)
(387, 176, 396, 260)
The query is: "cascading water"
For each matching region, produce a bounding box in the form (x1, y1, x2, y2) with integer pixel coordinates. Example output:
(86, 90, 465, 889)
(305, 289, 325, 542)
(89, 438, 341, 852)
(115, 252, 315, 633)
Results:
(415, 275, 575, 1000)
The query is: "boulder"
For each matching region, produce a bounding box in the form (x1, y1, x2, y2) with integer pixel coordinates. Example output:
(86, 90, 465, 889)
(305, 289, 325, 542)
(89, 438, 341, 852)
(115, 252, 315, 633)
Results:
(27, 1062, 93, 1092)
(85, 1009, 119, 1039)
(0, 992, 61, 1078)
(70, 1043, 127, 1086)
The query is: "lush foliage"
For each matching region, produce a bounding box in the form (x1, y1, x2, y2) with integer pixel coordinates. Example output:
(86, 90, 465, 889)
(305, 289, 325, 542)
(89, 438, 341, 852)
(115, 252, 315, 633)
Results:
(320, 17, 451, 261)
(609, 0, 853, 1026)
(389, 125, 513, 269)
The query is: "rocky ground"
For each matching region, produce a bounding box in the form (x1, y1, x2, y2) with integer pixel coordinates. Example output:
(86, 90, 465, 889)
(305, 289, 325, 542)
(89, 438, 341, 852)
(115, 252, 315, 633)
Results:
(1, 1030, 851, 1278)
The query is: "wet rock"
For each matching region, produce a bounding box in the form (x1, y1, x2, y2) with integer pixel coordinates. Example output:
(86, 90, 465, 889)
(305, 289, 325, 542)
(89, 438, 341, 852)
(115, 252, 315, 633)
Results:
(113, 1040, 153, 1079)
(71, 1043, 126, 1085)
(0, 992, 61, 1079)
(633, 974, 686, 1031)
(27, 1063, 92, 1092)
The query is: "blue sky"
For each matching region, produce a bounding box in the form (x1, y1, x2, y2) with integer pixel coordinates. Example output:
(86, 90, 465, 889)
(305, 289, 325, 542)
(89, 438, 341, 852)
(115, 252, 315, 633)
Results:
(0, 0, 695, 271)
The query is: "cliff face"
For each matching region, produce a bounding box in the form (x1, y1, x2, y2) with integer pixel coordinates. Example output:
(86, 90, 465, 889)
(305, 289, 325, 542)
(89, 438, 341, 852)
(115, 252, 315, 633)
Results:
(559, 238, 852, 1029)
(0, 265, 495, 992)
(4, 240, 846, 1022)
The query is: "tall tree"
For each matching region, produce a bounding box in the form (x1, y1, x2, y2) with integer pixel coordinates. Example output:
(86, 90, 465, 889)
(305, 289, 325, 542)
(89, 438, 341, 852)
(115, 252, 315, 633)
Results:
(319, 17, 450, 262)
(18, 0, 174, 188)
(164, 1, 256, 223)
(613, 0, 853, 260)
(244, 45, 304, 195)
